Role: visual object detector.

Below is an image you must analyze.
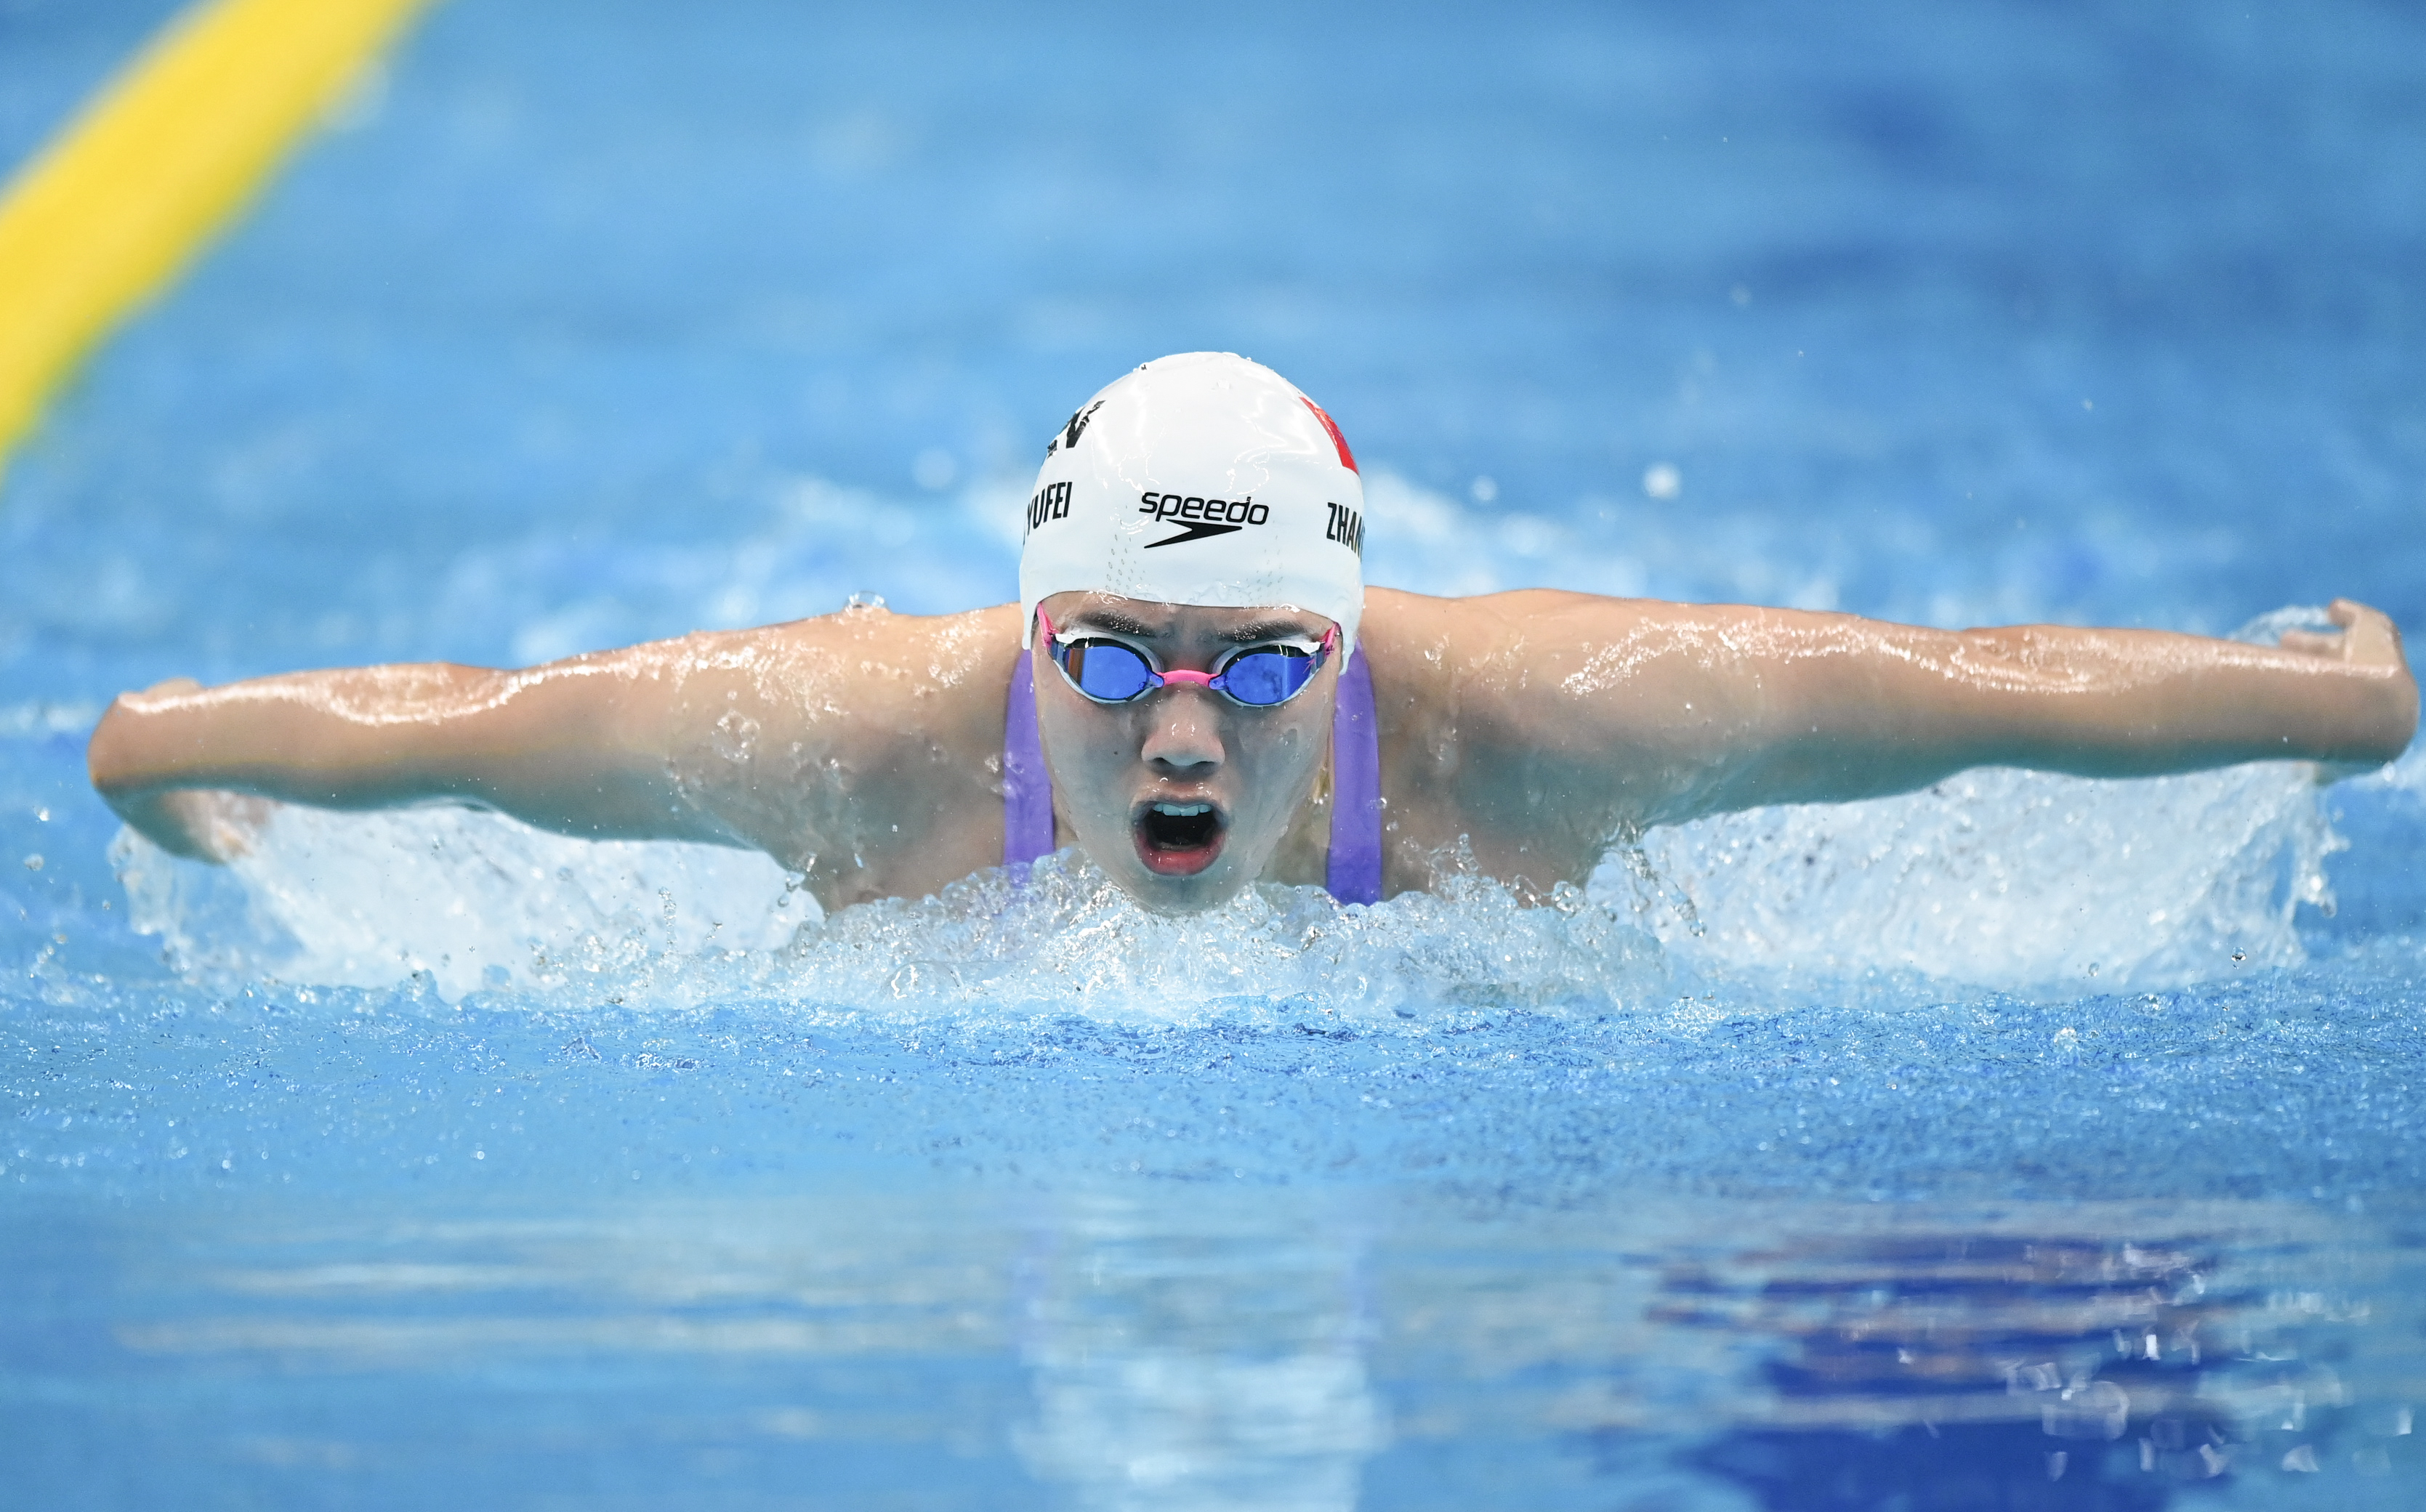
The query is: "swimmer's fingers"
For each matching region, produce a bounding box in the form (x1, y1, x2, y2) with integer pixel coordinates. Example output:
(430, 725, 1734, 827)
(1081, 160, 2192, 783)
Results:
(2283, 600, 2405, 667)
(2326, 598, 2406, 670)
(132, 676, 205, 700)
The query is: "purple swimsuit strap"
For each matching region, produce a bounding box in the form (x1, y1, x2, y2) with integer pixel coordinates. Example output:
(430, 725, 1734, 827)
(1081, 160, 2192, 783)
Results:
(1002, 646, 1385, 905)
(1002, 650, 1057, 867)
(1323, 649, 1383, 904)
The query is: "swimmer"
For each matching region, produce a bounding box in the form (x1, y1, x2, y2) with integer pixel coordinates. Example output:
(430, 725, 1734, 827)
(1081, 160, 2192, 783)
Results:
(86, 352, 2417, 915)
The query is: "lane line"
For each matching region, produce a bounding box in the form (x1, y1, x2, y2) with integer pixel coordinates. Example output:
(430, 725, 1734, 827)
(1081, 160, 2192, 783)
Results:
(0, 0, 440, 481)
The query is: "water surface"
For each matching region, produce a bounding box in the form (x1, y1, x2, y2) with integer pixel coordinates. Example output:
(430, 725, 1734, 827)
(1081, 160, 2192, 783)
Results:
(5, 1, 2424, 1506)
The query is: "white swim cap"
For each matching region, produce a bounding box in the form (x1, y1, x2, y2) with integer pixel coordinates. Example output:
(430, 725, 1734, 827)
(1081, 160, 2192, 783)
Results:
(1017, 352, 1366, 651)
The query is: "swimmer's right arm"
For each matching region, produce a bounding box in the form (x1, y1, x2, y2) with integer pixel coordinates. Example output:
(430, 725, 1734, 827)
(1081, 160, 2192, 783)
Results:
(86, 655, 738, 860)
(86, 605, 1021, 904)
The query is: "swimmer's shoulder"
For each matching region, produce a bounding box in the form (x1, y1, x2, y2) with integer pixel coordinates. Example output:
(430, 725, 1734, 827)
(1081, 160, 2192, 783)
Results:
(743, 601, 1023, 722)
(734, 601, 1020, 658)
(636, 604, 1021, 753)
(1360, 586, 1673, 705)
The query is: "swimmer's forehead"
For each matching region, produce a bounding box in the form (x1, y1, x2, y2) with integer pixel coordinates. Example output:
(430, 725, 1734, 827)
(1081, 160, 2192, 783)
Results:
(1043, 593, 1330, 643)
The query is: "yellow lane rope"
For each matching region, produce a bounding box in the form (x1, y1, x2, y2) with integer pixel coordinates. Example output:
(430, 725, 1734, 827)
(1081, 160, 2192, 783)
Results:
(0, 0, 439, 482)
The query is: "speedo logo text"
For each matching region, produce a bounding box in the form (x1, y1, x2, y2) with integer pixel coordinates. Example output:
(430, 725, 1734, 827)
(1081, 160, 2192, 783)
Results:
(1138, 490, 1270, 548)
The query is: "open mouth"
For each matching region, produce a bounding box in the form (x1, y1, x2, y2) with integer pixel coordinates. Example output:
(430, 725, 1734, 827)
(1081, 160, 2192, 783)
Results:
(1132, 799, 1226, 876)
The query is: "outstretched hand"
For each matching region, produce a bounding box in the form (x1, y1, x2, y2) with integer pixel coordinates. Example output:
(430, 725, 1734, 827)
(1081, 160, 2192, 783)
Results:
(2279, 599, 2408, 669)
(2278, 599, 2416, 783)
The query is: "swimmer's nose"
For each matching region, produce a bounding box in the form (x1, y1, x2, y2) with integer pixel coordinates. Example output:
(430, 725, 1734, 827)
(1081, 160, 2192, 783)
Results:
(1140, 687, 1225, 774)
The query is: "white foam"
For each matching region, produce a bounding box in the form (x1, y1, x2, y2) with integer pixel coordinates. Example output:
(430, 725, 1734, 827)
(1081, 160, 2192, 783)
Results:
(1603, 606, 2351, 992)
(777, 856, 1659, 1024)
(113, 805, 808, 1004)
(112, 808, 1664, 1017)
(1619, 761, 2337, 992)
(112, 760, 2337, 1014)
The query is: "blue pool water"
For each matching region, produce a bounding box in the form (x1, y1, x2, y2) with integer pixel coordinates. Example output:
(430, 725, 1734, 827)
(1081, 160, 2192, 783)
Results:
(6, 1, 2426, 1506)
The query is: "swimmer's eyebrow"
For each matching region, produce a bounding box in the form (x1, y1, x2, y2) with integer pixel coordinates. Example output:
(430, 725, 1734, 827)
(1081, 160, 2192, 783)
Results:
(1063, 611, 1321, 643)
(1217, 619, 1321, 644)
(1066, 610, 1165, 639)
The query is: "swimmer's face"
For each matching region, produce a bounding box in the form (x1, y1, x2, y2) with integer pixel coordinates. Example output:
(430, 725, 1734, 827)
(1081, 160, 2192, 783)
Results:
(1033, 591, 1339, 914)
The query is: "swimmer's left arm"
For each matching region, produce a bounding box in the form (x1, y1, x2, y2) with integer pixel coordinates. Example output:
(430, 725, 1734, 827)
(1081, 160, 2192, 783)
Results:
(1529, 594, 2417, 818)
(1397, 591, 2416, 889)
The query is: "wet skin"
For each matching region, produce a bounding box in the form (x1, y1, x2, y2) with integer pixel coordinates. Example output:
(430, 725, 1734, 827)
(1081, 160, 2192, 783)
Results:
(88, 591, 2418, 915)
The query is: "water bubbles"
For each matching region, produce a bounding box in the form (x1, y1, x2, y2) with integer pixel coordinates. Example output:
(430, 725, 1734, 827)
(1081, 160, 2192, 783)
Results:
(111, 810, 805, 1003)
(1631, 761, 2334, 991)
(710, 708, 760, 763)
(1468, 475, 1498, 504)
(1641, 462, 1681, 500)
(22, 854, 41, 871)
(102, 722, 2352, 1018)
(109, 812, 1663, 1021)
(2039, 1378, 2129, 1440)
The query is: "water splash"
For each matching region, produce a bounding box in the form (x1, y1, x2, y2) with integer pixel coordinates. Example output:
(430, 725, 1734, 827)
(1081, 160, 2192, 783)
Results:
(1623, 761, 2338, 993)
(113, 811, 1662, 1019)
(113, 767, 2336, 1015)
(1594, 604, 2351, 993)
(110, 806, 807, 1003)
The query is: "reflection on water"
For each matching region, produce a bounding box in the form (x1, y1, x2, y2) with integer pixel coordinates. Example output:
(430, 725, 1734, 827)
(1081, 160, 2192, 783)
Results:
(1015, 1202, 1387, 1510)
(1600, 1208, 2419, 1510)
(13, 1186, 2416, 1509)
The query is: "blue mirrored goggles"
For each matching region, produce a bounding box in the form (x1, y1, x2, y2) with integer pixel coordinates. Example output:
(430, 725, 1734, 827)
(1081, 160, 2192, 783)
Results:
(1038, 613, 1337, 708)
